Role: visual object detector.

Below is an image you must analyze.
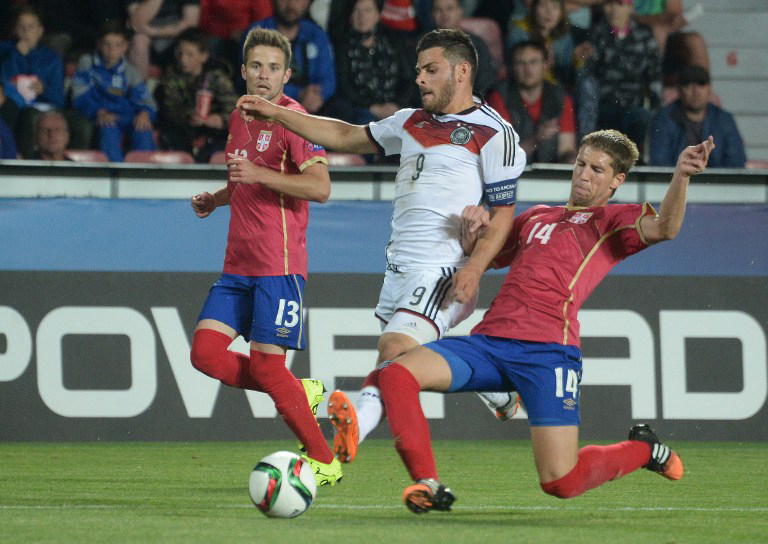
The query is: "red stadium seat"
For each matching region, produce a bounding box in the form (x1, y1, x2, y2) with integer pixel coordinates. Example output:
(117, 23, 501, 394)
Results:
(460, 17, 507, 81)
(124, 150, 195, 164)
(326, 152, 366, 166)
(209, 150, 227, 164)
(746, 160, 768, 170)
(64, 149, 109, 163)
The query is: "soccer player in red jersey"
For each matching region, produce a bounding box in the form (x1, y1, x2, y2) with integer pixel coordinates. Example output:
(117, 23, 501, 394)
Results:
(188, 28, 341, 486)
(374, 130, 715, 513)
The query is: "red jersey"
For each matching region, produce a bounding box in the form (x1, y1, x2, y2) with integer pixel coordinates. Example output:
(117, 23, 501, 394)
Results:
(222, 95, 327, 279)
(473, 203, 656, 347)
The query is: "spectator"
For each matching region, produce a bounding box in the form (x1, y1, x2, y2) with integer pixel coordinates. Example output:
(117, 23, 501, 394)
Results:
(0, 6, 65, 111)
(580, 0, 662, 152)
(649, 65, 745, 168)
(72, 21, 157, 162)
(379, 0, 434, 34)
(243, 0, 336, 114)
(127, 0, 200, 78)
(31, 0, 130, 63)
(325, 0, 418, 125)
(0, 114, 17, 159)
(30, 110, 71, 160)
(489, 41, 576, 163)
(155, 28, 237, 162)
(431, 0, 497, 96)
(506, 0, 589, 89)
(0, 82, 20, 133)
(198, 0, 271, 62)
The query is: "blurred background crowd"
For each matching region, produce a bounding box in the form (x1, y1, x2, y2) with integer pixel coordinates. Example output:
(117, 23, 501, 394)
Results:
(0, 0, 750, 167)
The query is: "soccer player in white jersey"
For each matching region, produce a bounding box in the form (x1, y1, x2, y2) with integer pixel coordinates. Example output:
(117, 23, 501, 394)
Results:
(237, 29, 526, 463)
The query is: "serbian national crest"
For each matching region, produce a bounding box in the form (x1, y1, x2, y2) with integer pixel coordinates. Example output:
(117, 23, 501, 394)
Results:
(568, 212, 593, 224)
(256, 130, 272, 152)
(450, 126, 471, 145)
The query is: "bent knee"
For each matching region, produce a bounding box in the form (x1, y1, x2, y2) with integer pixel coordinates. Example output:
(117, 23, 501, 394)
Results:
(190, 329, 228, 377)
(377, 333, 419, 363)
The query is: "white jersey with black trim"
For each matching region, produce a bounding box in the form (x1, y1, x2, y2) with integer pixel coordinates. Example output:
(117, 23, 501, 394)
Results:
(367, 100, 525, 269)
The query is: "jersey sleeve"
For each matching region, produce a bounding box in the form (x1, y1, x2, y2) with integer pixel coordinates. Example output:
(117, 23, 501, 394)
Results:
(480, 123, 526, 207)
(608, 203, 658, 258)
(367, 108, 416, 156)
(285, 128, 328, 172)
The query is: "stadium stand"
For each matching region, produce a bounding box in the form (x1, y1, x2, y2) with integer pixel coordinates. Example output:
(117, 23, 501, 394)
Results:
(64, 149, 109, 163)
(685, 0, 768, 161)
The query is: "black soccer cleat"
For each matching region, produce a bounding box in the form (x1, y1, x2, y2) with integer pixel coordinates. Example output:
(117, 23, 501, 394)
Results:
(628, 423, 684, 480)
(402, 478, 456, 514)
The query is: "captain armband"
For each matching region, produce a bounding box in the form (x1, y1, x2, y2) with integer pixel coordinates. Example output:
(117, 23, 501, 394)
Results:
(484, 179, 517, 206)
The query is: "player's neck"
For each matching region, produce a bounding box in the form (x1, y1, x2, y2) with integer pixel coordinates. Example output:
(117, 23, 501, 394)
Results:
(440, 91, 476, 115)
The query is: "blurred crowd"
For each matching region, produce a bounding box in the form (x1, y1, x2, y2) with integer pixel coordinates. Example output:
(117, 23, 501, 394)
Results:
(0, 0, 747, 167)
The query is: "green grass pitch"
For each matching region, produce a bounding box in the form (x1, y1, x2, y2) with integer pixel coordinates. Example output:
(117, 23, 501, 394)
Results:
(1, 440, 767, 544)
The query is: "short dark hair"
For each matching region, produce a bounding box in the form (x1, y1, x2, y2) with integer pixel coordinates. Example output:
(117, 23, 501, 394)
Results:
(97, 20, 131, 42)
(416, 29, 478, 83)
(510, 40, 548, 62)
(527, 0, 569, 41)
(677, 65, 710, 86)
(242, 27, 292, 69)
(176, 27, 211, 54)
(580, 130, 639, 176)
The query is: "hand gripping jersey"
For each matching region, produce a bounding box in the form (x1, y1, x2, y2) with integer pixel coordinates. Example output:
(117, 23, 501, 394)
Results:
(473, 203, 657, 347)
(223, 95, 327, 278)
(367, 101, 525, 269)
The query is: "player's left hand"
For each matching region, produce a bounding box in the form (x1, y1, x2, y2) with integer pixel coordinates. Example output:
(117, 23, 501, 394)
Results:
(460, 205, 489, 256)
(447, 266, 482, 306)
(676, 135, 715, 177)
(227, 153, 264, 184)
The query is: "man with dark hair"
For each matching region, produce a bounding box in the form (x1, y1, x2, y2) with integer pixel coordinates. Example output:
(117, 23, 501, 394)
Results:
(241, 0, 336, 114)
(237, 28, 525, 465)
(489, 40, 577, 164)
(373, 130, 714, 513)
(649, 65, 745, 168)
(188, 27, 340, 487)
(31, 111, 71, 161)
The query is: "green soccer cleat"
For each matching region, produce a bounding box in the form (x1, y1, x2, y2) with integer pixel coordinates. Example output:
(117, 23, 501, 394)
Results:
(297, 379, 326, 453)
(301, 454, 343, 487)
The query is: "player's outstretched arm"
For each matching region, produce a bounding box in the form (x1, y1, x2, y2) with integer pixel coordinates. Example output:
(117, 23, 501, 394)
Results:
(191, 187, 230, 218)
(236, 95, 377, 155)
(640, 136, 715, 244)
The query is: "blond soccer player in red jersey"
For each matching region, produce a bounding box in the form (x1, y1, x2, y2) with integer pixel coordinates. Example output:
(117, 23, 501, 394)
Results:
(188, 27, 341, 486)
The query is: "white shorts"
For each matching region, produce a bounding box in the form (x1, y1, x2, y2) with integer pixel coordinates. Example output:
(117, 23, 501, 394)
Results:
(374, 266, 478, 344)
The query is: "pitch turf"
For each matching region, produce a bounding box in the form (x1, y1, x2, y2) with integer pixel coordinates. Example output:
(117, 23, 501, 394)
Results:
(1, 440, 766, 544)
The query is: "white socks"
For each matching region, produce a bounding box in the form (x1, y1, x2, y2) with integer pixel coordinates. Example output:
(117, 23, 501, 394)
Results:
(356, 385, 383, 444)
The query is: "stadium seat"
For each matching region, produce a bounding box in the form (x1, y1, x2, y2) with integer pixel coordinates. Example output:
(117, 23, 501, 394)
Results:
(124, 150, 195, 164)
(209, 150, 227, 164)
(746, 160, 768, 170)
(326, 152, 366, 166)
(64, 149, 109, 163)
(460, 17, 507, 81)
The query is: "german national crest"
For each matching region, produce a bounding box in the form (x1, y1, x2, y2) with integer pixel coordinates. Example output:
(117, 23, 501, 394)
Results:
(568, 212, 593, 224)
(450, 126, 471, 145)
(256, 130, 272, 152)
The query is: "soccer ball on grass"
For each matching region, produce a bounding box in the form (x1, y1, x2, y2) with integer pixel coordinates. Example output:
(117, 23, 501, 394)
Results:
(248, 451, 317, 518)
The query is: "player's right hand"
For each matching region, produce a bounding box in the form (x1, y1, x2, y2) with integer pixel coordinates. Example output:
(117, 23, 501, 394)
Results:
(191, 192, 216, 218)
(460, 205, 490, 256)
(236, 95, 277, 122)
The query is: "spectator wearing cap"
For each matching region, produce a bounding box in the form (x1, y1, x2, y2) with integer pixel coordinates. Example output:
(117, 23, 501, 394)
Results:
(648, 65, 746, 168)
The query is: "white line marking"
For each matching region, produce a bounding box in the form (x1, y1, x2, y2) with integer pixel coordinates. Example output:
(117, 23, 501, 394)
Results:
(2, 504, 767, 512)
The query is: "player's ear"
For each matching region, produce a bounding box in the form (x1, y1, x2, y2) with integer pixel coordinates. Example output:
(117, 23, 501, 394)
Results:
(610, 172, 626, 191)
(241, 64, 246, 82)
(456, 61, 471, 83)
(282, 67, 291, 85)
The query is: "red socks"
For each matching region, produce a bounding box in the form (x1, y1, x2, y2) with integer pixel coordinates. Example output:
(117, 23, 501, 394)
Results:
(190, 329, 333, 464)
(541, 441, 652, 498)
(248, 350, 334, 464)
(378, 363, 438, 481)
(190, 329, 257, 388)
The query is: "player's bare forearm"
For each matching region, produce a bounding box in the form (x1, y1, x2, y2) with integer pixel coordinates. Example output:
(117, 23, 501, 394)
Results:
(467, 205, 516, 273)
(452, 205, 516, 303)
(228, 155, 330, 203)
(642, 136, 714, 243)
(237, 95, 376, 154)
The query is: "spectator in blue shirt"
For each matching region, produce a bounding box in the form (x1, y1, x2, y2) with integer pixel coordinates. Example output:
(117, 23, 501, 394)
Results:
(0, 6, 65, 110)
(649, 65, 746, 168)
(72, 22, 157, 162)
(242, 0, 336, 114)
